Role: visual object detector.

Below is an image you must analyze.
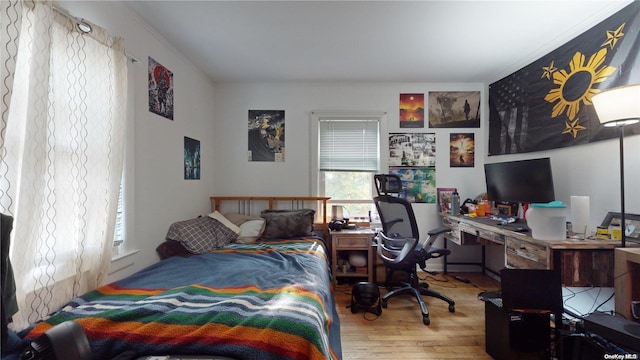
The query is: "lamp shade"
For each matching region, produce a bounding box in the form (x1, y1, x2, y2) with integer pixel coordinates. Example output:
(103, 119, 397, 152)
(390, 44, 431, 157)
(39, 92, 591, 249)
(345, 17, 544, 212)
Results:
(592, 84, 640, 127)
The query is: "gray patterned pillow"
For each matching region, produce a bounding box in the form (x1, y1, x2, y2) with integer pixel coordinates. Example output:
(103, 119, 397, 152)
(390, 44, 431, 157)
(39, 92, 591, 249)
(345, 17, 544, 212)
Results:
(166, 216, 238, 254)
(260, 209, 315, 239)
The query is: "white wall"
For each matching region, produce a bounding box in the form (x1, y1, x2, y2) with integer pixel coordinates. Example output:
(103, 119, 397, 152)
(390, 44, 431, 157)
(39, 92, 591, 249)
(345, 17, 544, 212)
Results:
(213, 82, 488, 269)
(57, 1, 218, 280)
(57, 1, 640, 278)
(213, 82, 640, 272)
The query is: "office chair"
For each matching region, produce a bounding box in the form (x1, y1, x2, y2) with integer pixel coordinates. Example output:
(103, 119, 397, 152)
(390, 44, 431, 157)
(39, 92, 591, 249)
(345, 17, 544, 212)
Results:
(373, 174, 455, 325)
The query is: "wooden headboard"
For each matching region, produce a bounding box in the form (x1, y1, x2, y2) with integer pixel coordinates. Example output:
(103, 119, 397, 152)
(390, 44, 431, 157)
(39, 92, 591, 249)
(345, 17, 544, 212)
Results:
(210, 196, 330, 239)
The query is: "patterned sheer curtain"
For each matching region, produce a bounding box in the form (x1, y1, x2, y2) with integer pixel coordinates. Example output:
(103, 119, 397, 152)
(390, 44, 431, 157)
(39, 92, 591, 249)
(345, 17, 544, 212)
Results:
(0, 0, 127, 330)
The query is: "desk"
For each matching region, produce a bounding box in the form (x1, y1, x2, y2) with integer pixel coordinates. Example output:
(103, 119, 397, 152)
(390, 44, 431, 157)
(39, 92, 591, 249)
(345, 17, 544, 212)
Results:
(614, 247, 640, 320)
(441, 214, 624, 287)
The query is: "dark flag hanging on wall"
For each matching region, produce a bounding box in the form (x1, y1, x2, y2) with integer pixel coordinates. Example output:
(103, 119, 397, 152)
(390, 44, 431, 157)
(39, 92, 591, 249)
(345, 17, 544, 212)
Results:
(488, 2, 640, 155)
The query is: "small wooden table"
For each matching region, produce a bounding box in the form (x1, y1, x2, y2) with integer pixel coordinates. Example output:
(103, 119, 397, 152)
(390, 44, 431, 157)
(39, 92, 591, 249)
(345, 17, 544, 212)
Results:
(330, 228, 376, 285)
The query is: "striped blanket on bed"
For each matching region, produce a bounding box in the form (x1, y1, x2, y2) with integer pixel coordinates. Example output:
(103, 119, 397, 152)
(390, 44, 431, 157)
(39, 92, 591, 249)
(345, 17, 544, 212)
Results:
(23, 239, 342, 360)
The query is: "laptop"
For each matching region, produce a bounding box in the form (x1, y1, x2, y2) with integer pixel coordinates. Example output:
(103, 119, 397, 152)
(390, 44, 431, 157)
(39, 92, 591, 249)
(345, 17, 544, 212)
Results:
(500, 268, 563, 314)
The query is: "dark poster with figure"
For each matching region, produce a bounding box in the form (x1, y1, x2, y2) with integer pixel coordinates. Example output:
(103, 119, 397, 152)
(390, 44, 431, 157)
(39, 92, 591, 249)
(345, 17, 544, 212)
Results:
(248, 110, 285, 162)
(184, 137, 200, 180)
(488, 2, 640, 155)
(148, 57, 174, 120)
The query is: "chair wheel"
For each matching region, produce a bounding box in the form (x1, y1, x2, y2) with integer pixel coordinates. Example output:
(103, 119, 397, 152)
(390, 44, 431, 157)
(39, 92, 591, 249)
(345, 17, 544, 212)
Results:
(449, 305, 455, 312)
(422, 316, 430, 325)
(351, 306, 358, 314)
(381, 299, 388, 308)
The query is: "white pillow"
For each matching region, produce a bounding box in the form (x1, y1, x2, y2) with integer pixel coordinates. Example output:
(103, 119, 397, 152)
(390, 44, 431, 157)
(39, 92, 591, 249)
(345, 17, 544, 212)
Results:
(236, 219, 266, 243)
(208, 211, 241, 235)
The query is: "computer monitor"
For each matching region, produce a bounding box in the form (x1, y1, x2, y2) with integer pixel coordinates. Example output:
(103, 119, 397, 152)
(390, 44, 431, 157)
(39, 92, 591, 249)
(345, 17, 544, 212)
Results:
(484, 157, 555, 204)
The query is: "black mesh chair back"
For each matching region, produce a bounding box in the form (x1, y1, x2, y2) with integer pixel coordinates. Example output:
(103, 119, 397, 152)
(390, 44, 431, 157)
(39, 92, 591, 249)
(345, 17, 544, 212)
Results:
(373, 174, 455, 325)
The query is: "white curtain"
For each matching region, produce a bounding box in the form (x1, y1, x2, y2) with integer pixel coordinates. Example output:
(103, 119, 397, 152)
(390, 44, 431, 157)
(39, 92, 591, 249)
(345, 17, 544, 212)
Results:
(0, 0, 127, 330)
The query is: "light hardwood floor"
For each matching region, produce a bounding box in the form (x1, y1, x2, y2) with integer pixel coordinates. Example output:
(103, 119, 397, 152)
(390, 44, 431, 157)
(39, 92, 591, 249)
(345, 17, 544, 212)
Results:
(333, 272, 500, 359)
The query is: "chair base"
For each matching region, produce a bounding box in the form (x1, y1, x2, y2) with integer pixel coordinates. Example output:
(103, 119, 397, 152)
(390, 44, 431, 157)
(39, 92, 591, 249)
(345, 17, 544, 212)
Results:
(381, 273, 455, 325)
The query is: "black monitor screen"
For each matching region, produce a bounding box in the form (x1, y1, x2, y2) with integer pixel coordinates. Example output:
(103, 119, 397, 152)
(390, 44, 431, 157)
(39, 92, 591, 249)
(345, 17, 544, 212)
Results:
(500, 268, 563, 314)
(484, 157, 555, 204)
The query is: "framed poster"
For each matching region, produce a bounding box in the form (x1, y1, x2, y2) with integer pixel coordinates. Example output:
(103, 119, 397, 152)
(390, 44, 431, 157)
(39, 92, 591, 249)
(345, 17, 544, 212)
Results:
(184, 137, 200, 180)
(428, 91, 480, 128)
(437, 188, 457, 214)
(389, 167, 436, 203)
(600, 212, 640, 242)
(399, 93, 424, 128)
(389, 133, 436, 167)
(248, 110, 285, 162)
(148, 57, 174, 120)
(449, 133, 475, 167)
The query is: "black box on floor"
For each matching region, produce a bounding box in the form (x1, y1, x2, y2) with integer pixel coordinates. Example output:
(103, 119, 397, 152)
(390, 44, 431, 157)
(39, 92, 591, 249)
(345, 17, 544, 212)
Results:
(485, 300, 551, 360)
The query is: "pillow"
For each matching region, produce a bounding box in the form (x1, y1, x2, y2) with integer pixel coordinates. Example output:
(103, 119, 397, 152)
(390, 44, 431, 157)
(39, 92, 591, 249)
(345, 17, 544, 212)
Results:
(156, 239, 193, 259)
(166, 216, 238, 254)
(235, 219, 266, 243)
(208, 211, 241, 235)
(224, 212, 263, 225)
(260, 209, 315, 239)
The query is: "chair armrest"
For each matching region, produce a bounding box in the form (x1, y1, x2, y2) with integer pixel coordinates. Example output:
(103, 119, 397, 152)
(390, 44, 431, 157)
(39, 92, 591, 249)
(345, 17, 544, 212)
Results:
(427, 227, 451, 237)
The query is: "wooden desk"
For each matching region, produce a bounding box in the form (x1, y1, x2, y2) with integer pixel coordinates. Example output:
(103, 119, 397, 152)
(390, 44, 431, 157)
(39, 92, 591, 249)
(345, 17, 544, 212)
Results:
(441, 214, 624, 287)
(614, 247, 640, 320)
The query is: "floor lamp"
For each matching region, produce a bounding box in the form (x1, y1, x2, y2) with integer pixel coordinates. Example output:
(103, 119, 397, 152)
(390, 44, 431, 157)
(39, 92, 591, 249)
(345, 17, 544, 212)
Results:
(591, 84, 640, 247)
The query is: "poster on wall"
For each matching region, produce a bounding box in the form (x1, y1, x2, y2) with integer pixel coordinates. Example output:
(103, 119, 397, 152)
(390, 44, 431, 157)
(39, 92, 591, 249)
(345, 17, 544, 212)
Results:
(449, 133, 475, 168)
(388, 133, 436, 167)
(148, 57, 174, 120)
(184, 137, 200, 180)
(428, 91, 480, 128)
(248, 110, 285, 162)
(488, 1, 640, 155)
(388, 167, 436, 203)
(399, 93, 424, 128)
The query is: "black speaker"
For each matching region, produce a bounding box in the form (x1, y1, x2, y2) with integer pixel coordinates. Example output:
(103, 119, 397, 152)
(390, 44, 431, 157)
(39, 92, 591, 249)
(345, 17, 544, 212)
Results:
(485, 300, 551, 360)
(20, 321, 92, 360)
(350, 282, 382, 316)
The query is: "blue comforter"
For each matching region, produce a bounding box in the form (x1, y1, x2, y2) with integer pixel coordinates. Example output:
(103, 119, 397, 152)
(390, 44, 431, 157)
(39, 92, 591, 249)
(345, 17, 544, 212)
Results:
(22, 239, 342, 360)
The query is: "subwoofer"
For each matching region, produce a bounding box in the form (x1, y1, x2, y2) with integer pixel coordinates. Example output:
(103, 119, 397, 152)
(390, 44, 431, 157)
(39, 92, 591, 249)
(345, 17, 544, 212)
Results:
(350, 282, 382, 316)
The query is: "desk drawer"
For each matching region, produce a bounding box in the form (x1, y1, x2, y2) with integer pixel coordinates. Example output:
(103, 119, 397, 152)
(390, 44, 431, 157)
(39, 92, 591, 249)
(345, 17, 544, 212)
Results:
(335, 235, 370, 248)
(442, 217, 462, 245)
(458, 222, 480, 245)
(505, 237, 549, 269)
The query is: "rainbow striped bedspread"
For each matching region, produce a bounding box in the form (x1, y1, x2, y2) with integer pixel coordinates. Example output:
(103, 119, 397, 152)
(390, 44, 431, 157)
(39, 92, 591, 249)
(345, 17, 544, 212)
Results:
(23, 238, 342, 360)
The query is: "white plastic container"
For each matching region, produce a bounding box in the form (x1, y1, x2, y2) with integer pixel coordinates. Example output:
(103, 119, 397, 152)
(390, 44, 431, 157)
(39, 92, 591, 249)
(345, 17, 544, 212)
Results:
(525, 202, 567, 240)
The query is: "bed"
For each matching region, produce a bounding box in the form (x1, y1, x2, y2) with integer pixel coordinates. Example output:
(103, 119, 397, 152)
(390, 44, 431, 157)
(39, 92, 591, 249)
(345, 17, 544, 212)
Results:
(17, 196, 341, 360)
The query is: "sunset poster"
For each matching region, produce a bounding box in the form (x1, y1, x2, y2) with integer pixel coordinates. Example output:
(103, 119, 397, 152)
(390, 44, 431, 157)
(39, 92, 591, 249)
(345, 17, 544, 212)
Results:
(399, 93, 424, 128)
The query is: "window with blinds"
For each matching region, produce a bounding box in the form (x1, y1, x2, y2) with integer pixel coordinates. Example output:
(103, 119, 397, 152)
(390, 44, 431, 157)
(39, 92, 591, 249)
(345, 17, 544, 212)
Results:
(313, 112, 383, 220)
(319, 118, 380, 172)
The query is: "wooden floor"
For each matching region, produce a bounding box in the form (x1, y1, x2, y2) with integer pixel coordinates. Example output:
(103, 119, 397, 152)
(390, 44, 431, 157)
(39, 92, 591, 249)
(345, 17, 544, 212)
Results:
(333, 272, 500, 359)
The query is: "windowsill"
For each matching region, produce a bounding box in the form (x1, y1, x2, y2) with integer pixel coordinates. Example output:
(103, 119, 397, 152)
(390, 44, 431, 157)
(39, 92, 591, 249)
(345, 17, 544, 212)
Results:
(111, 248, 140, 262)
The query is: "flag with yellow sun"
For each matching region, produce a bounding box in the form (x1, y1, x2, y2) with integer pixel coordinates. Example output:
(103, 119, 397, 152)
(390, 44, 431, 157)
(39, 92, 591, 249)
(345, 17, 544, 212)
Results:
(488, 1, 640, 155)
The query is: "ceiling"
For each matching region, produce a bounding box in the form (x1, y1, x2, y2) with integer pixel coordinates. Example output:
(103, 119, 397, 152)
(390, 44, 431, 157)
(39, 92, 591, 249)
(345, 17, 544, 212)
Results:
(125, 0, 633, 84)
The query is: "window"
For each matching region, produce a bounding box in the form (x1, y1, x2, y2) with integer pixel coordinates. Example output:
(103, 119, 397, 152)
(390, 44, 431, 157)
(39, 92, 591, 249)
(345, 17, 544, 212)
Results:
(113, 183, 124, 245)
(312, 112, 384, 221)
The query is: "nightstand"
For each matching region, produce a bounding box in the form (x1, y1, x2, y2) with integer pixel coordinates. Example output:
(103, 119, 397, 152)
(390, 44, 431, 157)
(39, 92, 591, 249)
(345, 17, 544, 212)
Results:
(330, 228, 376, 285)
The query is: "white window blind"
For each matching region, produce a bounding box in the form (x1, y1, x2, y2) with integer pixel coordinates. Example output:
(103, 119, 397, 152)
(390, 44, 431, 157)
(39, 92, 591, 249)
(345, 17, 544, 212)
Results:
(114, 183, 124, 242)
(319, 118, 380, 172)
